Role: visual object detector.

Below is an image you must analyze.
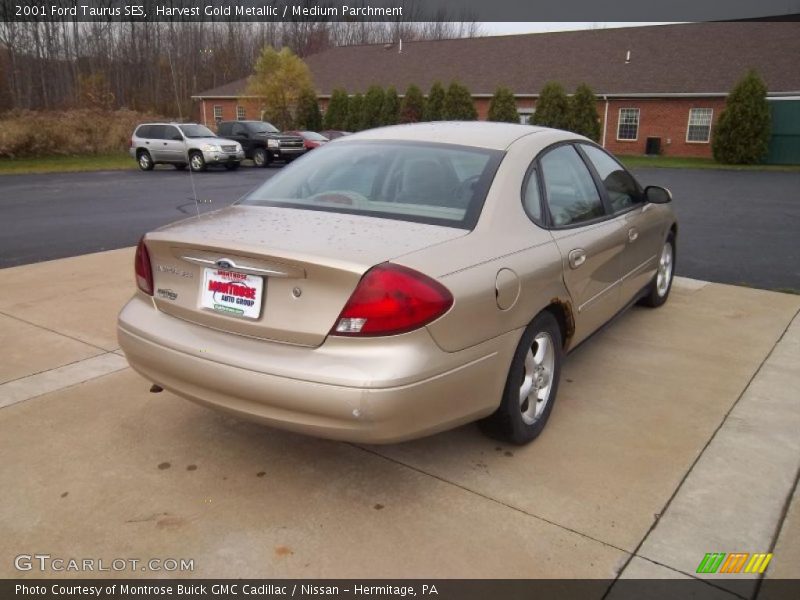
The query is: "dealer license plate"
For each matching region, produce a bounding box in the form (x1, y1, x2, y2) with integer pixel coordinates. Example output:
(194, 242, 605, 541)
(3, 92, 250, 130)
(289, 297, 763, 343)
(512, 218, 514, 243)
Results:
(201, 268, 263, 319)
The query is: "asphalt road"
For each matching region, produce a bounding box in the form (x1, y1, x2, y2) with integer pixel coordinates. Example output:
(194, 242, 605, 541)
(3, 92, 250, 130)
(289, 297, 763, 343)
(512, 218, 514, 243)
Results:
(1, 165, 799, 290)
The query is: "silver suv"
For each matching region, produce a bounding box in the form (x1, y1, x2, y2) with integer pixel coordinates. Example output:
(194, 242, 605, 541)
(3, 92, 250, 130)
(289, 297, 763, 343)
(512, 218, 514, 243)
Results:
(130, 123, 245, 172)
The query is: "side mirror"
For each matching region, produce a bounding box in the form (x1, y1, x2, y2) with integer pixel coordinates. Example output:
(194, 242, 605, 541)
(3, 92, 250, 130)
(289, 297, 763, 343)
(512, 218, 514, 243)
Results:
(644, 185, 672, 204)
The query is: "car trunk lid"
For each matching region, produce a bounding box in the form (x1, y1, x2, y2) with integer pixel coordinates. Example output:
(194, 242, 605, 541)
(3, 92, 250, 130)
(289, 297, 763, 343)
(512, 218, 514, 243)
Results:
(144, 206, 466, 346)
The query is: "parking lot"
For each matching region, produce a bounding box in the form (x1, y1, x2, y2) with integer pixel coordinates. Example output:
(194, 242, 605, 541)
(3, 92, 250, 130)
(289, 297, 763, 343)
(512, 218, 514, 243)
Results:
(1, 166, 799, 291)
(0, 247, 798, 593)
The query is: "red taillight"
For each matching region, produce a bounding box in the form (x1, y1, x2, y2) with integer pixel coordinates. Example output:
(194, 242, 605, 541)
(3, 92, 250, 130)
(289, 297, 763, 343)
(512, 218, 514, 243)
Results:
(130, 136, 134, 148)
(134, 236, 154, 296)
(331, 263, 453, 337)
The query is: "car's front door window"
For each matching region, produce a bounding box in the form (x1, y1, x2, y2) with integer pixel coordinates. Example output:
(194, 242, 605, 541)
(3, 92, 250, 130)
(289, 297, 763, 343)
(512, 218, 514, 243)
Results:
(580, 144, 642, 213)
(539, 145, 605, 227)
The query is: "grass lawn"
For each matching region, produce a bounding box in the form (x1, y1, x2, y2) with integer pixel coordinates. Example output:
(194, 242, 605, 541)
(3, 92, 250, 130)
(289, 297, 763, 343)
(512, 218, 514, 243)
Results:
(620, 154, 800, 172)
(0, 153, 134, 175)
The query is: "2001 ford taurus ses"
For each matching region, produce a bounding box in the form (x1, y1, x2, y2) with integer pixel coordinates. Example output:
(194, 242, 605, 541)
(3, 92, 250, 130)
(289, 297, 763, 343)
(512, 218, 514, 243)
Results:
(118, 122, 677, 445)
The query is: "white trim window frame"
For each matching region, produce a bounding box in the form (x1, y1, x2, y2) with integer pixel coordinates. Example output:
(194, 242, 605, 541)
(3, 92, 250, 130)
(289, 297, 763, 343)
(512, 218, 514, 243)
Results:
(213, 105, 223, 120)
(236, 105, 246, 120)
(617, 108, 640, 141)
(686, 108, 713, 143)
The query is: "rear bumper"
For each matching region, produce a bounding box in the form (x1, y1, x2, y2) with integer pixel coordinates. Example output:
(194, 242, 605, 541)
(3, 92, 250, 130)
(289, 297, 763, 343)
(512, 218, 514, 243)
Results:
(117, 295, 517, 443)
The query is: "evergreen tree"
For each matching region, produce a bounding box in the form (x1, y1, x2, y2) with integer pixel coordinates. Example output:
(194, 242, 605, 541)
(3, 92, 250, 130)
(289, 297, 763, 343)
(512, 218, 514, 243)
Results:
(567, 83, 601, 141)
(295, 87, 322, 131)
(532, 82, 570, 130)
(399, 85, 425, 123)
(381, 86, 400, 125)
(487, 87, 520, 123)
(361, 85, 385, 130)
(713, 70, 771, 164)
(425, 81, 446, 121)
(344, 93, 364, 131)
(443, 81, 478, 120)
(324, 88, 349, 130)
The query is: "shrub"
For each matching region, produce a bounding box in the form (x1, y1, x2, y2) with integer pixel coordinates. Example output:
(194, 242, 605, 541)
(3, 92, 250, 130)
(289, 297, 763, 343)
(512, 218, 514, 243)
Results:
(443, 81, 477, 120)
(424, 81, 445, 121)
(344, 93, 365, 131)
(0, 109, 169, 158)
(532, 82, 570, 130)
(568, 84, 601, 141)
(362, 85, 385, 130)
(324, 88, 349, 130)
(295, 87, 322, 131)
(488, 87, 519, 123)
(713, 70, 771, 164)
(399, 85, 425, 124)
(381, 86, 400, 126)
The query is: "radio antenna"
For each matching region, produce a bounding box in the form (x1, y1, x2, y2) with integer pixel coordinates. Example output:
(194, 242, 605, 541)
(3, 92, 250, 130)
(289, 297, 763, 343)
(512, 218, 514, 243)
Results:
(167, 42, 201, 218)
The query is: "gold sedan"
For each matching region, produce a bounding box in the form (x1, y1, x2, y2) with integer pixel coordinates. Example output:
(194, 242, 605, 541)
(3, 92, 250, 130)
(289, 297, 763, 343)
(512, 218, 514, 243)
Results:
(118, 122, 677, 444)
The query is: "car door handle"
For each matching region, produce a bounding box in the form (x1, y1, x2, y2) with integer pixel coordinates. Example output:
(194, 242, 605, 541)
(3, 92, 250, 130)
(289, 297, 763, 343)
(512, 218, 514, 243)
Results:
(628, 228, 639, 242)
(568, 249, 586, 269)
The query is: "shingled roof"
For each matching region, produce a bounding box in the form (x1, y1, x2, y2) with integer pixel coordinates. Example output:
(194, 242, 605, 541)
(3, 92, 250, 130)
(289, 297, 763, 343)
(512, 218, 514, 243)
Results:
(193, 22, 800, 99)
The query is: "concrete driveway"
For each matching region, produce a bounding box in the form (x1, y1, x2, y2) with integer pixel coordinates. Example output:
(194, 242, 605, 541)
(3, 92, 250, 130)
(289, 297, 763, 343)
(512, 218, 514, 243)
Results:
(0, 249, 798, 594)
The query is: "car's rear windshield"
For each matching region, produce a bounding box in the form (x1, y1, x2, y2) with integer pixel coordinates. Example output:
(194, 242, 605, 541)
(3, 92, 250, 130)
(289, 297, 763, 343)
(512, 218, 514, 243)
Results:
(241, 141, 504, 229)
(301, 131, 328, 141)
(179, 124, 215, 138)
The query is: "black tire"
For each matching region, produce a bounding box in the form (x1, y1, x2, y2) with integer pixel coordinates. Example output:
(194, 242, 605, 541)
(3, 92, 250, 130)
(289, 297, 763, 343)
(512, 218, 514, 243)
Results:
(479, 311, 563, 445)
(137, 150, 154, 171)
(189, 151, 206, 172)
(224, 162, 240, 171)
(639, 233, 676, 308)
(253, 148, 269, 168)
(174, 163, 187, 170)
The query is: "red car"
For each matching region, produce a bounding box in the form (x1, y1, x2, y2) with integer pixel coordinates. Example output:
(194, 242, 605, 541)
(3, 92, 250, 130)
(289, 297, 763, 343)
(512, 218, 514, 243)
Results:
(285, 130, 330, 150)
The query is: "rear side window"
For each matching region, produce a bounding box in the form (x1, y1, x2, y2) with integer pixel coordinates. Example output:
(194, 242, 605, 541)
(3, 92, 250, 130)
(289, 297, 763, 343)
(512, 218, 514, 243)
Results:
(540, 145, 605, 227)
(136, 125, 152, 139)
(521, 168, 543, 223)
(580, 144, 642, 213)
(147, 125, 166, 140)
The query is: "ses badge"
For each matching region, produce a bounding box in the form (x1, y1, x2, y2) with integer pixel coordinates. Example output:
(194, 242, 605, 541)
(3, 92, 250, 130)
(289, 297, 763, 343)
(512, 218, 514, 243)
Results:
(201, 268, 263, 319)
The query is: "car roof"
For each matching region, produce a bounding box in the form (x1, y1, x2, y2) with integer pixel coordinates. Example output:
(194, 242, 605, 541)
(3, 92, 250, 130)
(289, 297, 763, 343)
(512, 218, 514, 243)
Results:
(344, 121, 578, 150)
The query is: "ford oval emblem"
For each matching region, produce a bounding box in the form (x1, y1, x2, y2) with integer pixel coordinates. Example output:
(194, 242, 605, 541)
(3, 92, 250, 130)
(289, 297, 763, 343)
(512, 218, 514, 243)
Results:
(216, 260, 233, 269)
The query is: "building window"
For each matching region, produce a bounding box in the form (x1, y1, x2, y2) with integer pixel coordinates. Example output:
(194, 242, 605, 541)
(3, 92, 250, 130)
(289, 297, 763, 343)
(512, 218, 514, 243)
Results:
(617, 108, 639, 141)
(213, 105, 223, 122)
(519, 108, 534, 125)
(236, 106, 246, 120)
(687, 108, 713, 143)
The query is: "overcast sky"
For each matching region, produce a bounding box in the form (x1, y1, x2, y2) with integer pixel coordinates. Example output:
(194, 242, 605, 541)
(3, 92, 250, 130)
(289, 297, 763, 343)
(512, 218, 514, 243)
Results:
(481, 22, 677, 36)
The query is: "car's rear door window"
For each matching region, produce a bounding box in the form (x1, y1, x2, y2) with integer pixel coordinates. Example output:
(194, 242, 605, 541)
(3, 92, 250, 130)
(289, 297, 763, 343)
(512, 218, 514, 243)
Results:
(580, 144, 643, 213)
(539, 145, 605, 227)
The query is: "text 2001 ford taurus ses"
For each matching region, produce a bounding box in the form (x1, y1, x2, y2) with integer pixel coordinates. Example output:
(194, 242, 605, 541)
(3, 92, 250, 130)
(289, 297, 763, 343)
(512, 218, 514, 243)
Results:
(118, 122, 677, 444)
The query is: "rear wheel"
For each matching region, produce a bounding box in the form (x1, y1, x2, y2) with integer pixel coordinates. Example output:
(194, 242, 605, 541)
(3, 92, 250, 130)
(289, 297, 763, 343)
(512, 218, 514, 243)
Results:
(253, 148, 269, 168)
(189, 152, 206, 172)
(137, 150, 154, 171)
(640, 234, 675, 308)
(479, 311, 563, 445)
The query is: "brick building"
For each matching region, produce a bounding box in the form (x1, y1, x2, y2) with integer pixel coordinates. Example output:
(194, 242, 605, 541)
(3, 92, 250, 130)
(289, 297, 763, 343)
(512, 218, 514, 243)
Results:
(192, 22, 800, 161)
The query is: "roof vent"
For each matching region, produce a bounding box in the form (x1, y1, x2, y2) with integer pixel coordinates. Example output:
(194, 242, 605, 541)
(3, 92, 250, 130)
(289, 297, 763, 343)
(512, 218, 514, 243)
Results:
(625, 50, 631, 64)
